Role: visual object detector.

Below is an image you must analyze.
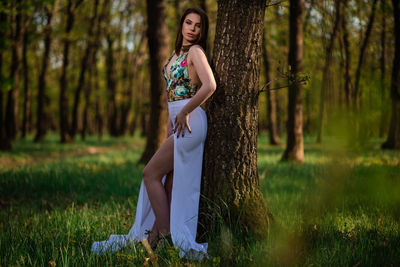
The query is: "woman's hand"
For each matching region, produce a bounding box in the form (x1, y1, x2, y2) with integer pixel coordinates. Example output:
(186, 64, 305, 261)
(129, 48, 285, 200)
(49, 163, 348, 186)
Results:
(174, 111, 191, 138)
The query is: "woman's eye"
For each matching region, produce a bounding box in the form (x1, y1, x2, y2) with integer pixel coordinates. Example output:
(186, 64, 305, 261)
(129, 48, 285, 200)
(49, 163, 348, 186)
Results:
(195, 24, 200, 28)
(186, 21, 191, 25)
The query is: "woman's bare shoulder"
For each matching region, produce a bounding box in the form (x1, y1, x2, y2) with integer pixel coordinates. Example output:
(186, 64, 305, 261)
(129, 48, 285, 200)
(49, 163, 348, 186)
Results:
(188, 45, 206, 57)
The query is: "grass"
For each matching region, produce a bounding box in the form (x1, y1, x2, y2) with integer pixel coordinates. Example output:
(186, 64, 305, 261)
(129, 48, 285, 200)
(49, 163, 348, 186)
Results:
(1, 132, 399, 266)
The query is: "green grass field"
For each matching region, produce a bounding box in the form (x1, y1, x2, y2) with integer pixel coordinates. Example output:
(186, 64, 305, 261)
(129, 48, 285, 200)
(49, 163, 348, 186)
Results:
(1, 132, 399, 266)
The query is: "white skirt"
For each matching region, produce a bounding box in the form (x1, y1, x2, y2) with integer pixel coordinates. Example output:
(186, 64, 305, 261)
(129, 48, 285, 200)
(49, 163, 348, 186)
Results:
(91, 98, 208, 260)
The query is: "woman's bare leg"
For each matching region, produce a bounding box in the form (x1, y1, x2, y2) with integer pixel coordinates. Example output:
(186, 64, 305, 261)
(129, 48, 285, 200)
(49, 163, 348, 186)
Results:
(165, 171, 173, 210)
(148, 171, 173, 247)
(142, 135, 174, 236)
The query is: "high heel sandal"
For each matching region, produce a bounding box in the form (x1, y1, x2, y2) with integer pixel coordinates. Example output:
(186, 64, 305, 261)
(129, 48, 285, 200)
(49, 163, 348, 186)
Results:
(155, 233, 173, 251)
(146, 230, 160, 251)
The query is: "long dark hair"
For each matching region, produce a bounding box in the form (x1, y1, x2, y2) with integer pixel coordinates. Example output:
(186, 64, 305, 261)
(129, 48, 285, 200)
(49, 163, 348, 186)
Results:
(175, 7, 209, 55)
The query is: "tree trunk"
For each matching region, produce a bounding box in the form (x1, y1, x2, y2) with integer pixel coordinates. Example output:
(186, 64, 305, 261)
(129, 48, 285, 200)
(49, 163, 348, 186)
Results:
(138, 0, 169, 164)
(59, 0, 76, 143)
(94, 59, 104, 140)
(199, 0, 272, 241)
(6, 0, 22, 141)
(382, 0, 400, 149)
(262, 28, 280, 145)
(81, 0, 102, 140)
(69, 0, 95, 140)
(119, 35, 146, 136)
(34, 0, 59, 142)
(379, 0, 387, 138)
(341, 1, 352, 108)
(174, 0, 181, 25)
(21, 8, 31, 139)
(281, 0, 304, 162)
(105, 34, 119, 136)
(317, 0, 341, 143)
(0, 0, 11, 150)
(353, 0, 378, 108)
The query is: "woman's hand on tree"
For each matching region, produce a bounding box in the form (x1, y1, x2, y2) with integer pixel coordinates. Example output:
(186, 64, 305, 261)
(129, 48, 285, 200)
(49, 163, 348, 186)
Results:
(174, 111, 191, 138)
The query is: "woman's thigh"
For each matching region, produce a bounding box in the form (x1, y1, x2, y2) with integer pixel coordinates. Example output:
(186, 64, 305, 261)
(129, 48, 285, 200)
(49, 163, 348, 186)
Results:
(143, 135, 174, 181)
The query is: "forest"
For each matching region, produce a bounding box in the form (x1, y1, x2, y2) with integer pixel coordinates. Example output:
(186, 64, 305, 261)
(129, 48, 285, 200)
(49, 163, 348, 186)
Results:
(1, 0, 400, 266)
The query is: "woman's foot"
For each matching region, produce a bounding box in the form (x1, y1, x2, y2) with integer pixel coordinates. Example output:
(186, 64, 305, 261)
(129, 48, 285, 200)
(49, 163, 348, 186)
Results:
(147, 230, 160, 251)
(155, 233, 173, 251)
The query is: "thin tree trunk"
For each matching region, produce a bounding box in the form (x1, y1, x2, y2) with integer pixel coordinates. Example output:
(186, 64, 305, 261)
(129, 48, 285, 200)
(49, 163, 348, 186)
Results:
(199, 0, 272, 241)
(119, 35, 147, 135)
(138, 0, 169, 164)
(174, 0, 181, 25)
(6, 0, 22, 141)
(94, 58, 104, 140)
(105, 34, 119, 136)
(21, 10, 32, 138)
(262, 28, 280, 145)
(281, 0, 304, 162)
(81, 0, 101, 140)
(34, 0, 59, 142)
(379, 0, 387, 138)
(382, 0, 400, 149)
(81, 64, 92, 141)
(341, 1, 352, 108)
(317, 0, 341, 143)
(69, 0, 95, 140)
(59, 0, 76, 143)
(0, 0, 11, 150)
(353, 0, 378, 108)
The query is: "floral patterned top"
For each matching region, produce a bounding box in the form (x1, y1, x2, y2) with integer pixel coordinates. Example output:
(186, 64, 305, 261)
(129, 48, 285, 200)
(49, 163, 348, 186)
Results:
(163, 50, 200, 102)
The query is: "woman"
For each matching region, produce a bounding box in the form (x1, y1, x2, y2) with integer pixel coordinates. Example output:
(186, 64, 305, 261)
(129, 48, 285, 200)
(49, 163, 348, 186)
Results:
(92, 7, 216, 260)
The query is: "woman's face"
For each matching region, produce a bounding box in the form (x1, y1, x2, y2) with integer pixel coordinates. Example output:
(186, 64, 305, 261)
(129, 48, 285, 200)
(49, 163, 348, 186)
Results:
(181, 13, 201, 44)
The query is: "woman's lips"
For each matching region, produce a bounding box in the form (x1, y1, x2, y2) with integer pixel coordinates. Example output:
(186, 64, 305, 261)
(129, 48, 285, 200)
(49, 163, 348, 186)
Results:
(187, 33, 195, 37)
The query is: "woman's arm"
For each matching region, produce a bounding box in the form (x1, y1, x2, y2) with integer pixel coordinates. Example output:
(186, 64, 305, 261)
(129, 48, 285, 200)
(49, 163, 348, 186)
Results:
(174, 45, 216, 137)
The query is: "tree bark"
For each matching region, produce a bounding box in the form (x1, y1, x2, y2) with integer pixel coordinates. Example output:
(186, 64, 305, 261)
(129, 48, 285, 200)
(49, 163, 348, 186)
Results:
(21, 9, 32, 139)
(281, 0, 304, 162)
(94, 56, 104, 140)
(341, 1, 352, 108)
(138, 0, 169, 164)
(316, 0, 341, 143)
(382, 0, 400, 149)
(6, 0, 22, 141)
(379, 0, 387, 138)
(262, 28, 280, 145)
(0, 0, 11, 150)
(105, 34, 119, 136)
(119, 34, 147, 136)
(353, 0, 378, 108)
(59, 0, 78, 143)
(69, 0, 95, 140)
(199, 0, 272, 241)
(34, 0, 59, 142)
(81, 0, 102, 140)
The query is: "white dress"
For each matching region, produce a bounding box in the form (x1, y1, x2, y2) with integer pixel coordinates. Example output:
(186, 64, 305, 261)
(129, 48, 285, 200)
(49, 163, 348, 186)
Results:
(91, 98, 208, 260)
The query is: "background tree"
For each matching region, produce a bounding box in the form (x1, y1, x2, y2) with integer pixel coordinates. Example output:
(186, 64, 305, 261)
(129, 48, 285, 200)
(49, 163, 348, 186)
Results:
(59, 0, 83, 143)
(34, 0, 59, 142)
(316, 0, 341, 143)
(281, 0, 304, 162)
(5, 0, 22, 141)
(139, 0, 169, 164)
(262, 27, 280, 145)
(0, 0, 11, 150)
(353, 0, 378, 108)
(382, 0, 400, 149)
